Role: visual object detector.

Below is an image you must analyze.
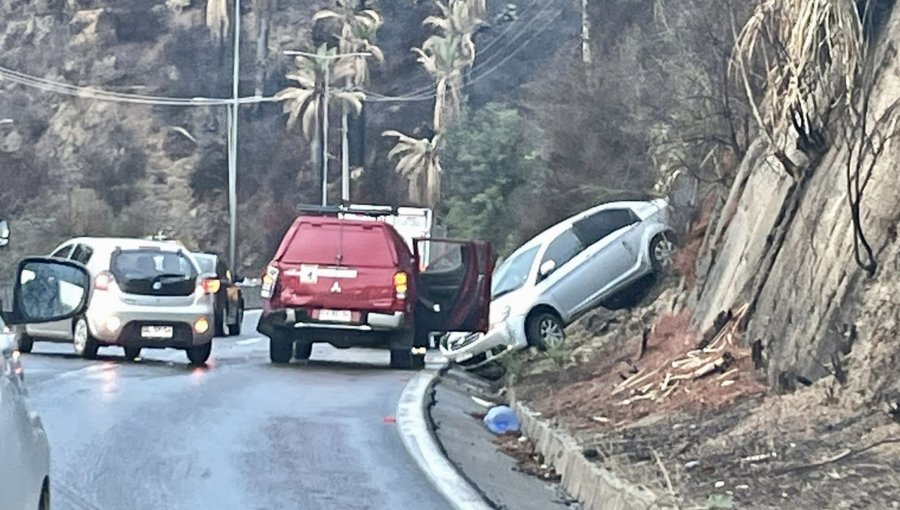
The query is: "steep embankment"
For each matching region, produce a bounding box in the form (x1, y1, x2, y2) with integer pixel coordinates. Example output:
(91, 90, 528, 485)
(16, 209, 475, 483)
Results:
(690, 3, 900, 403)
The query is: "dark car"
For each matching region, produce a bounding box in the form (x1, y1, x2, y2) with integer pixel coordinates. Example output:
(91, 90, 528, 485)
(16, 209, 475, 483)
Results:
(257, 205, 493, 370)
(193, 252, 245, 337)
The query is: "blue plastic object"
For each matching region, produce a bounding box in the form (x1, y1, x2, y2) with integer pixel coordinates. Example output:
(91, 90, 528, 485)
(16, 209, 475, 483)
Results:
(483, 405, 520, 435)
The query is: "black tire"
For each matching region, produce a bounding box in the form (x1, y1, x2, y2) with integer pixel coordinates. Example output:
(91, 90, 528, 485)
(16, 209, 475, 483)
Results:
(123, 346, 142, 361)
(525, 311, 566, 351)
(73, 317, 100, 360)
(39, 478, 50, 510)
(187, 342, 212, 365)
(293, 342, 313, 360)
(214, 305, 226, 337)
(15, 328, 33, 354)
(649, 232, 677, 273)
(269, 334, 293, 364)
(390, 349, 413, 370)
(227, 304, 243, 337)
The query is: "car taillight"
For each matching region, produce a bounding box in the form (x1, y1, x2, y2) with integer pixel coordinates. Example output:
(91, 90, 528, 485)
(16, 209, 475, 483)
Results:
(393, 272, 409, 301)
(94, 271, 114, 291)
(261, 265, 279, 299)
(201, 278, 221, 294)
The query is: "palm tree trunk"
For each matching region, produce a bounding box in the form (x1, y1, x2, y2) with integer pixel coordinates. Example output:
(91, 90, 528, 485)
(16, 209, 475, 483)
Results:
(254, 14, 269, 103)
(341, 104, 350, 202)
(427, 155, 441, 208)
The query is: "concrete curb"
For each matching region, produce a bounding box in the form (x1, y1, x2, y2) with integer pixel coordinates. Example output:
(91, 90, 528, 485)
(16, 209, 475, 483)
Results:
(397, 371, 493, 510)
(512, 401, 663, 510)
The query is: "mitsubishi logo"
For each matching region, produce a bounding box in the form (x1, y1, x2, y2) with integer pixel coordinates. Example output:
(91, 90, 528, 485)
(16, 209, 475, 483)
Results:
(330, 281, 342, 294)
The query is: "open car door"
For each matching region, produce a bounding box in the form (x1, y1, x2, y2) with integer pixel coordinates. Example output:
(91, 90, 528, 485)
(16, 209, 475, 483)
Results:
(414, 239, 492, 336)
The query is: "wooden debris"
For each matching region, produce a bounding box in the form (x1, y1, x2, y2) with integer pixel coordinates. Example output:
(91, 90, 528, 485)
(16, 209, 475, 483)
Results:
(716, 368, 740, 381)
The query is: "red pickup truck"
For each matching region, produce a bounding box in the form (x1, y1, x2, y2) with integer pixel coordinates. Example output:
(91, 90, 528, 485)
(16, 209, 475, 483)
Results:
(257, 208, 492, 369)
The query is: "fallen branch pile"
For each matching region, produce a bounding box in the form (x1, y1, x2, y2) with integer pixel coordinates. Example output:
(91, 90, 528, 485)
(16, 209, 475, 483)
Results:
(611, 304, 751, 407)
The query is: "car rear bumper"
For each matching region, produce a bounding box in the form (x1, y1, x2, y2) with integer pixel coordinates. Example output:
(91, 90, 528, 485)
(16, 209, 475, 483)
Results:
(258, 308, 407, 334)
(87, 306, 215, 346)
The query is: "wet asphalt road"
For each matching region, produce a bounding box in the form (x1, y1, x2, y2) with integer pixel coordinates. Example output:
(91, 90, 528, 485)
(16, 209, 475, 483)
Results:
(19, 311, 453, 510)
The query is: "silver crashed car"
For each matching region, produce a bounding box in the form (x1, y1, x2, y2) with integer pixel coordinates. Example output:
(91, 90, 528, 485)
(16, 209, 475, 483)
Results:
(1, 253, 93, 510)
(440, 199, 675, 368)
(19, 237, 216, 364)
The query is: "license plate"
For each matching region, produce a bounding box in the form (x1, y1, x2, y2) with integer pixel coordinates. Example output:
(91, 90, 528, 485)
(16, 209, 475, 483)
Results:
(318, 310, 353, 323)
(141, 325, 174, 339)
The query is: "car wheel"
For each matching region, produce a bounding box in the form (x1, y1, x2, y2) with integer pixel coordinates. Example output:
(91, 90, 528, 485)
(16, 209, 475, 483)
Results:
(650, 232, 677, 273)
(214, 306, 226, 337)
(124, 346, 141, 361)
(227, 305, 243, 337)
(269, 334, 293, 364)
(187, 342, 212, 365)
(15, 328, 33, 354)
(389, 349, 414, 370)
(293, 342, 312, 360)
(73, 318, 100, 360)
(526, 312, 566, 351)
(39, 479, 50, 510)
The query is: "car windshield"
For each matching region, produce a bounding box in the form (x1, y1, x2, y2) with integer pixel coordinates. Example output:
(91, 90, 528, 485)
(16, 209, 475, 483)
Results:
(491, 245, 539, 299)
(194, 254, 217, 274)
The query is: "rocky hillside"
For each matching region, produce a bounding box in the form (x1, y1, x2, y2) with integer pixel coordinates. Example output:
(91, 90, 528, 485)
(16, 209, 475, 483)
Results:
(0, 0, 578, 279)
(688, 1, 900, 404)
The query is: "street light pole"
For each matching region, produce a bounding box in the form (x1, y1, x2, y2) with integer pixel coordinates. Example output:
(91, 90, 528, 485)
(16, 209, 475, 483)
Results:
(283, 50, 371, 207)
(228, 0, 241, 272)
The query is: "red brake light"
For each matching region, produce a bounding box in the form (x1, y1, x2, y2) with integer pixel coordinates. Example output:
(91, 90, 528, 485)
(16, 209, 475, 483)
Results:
(94, 271, 114, 291)
(201, 278, 222, 294)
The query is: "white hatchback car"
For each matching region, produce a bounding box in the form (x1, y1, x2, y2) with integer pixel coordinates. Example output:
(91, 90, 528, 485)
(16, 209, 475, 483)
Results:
(440, 199, 675, 368)
(19, 237, 217, 364)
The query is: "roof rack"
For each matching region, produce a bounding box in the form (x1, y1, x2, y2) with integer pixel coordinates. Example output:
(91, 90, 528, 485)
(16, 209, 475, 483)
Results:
(295, 203, 398, 217)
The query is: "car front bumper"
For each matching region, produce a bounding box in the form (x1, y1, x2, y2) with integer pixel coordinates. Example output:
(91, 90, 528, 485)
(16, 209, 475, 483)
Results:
(440, 318, 525, 369)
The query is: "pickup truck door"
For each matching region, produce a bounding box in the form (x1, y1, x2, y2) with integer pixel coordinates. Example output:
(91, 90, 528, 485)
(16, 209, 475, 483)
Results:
(414, 239, 492, 336)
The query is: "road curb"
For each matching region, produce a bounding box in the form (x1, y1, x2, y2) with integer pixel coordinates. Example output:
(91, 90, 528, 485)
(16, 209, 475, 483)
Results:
(511, 400, 664, 510)
(397, 371, 493, 510)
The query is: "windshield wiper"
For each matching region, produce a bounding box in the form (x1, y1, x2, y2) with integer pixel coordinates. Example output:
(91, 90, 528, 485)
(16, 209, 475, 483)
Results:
(152, 273, 189, 283)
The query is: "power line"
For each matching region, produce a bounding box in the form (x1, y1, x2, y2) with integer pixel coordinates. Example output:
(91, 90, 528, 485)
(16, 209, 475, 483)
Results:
(363, 5, 564, 104)
(362, 0, 561, 102)
(0, 64, 278, 106)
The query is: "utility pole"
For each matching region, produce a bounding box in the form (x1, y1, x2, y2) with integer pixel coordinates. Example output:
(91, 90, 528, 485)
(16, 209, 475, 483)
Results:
(228, 0, 241, 271)
(581, 0, 592, 65)
(284, 50, 371, 206)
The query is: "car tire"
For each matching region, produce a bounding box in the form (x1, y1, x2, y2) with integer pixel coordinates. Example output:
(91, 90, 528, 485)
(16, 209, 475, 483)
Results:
(390, 349, 413, 370)
(124, 346, 142, 361)
(650, 232, 677, 273)
(526, 311, 566, 351)
(214, 306, 226, 337)
(269, 334, 293, 364)
(39, 479, 50, 510)
(293, 342, 312, 360)
(15, 328, 33, 354)
(227, 305, 243, 337)
(73, 318, 100, 360)
(187, 342, 212, 365)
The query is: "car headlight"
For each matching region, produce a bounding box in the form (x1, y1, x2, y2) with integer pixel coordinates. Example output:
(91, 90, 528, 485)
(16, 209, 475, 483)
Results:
(491, 306, 511, 329)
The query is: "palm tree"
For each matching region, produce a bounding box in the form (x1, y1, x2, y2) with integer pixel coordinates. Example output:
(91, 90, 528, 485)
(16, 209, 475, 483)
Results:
(414, 34, 471, 131)
(276, 45, 363, 184)
(314, 1, 384, 198)
(383, 130, 442, 206)
(253, 0, 277, 101)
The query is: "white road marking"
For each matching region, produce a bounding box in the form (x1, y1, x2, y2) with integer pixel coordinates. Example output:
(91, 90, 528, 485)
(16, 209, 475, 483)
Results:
(236, 338, 263, 346)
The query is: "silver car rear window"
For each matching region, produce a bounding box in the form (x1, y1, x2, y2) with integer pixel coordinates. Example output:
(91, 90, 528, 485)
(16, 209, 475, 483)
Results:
(111, 249, 197, 297)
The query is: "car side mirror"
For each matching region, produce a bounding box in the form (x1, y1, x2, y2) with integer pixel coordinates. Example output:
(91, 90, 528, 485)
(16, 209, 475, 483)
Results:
(0, 220, 9, 248)
(1, 257, 92, 326)
(539, 260, 557, 278)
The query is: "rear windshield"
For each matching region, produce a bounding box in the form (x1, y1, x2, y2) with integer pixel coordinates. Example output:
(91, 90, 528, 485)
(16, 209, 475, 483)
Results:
(283, 222, 396, 267)
(111, 249, 197, 296)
